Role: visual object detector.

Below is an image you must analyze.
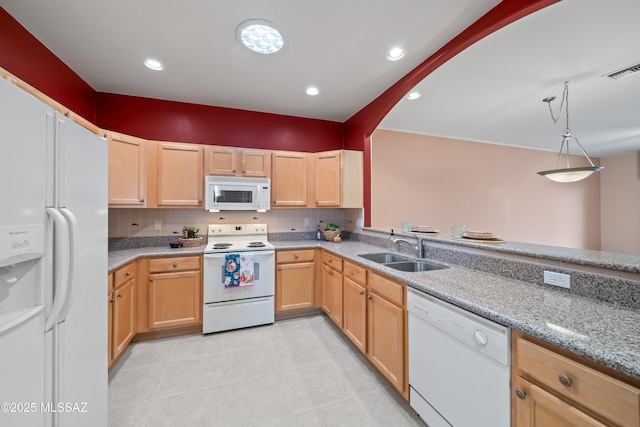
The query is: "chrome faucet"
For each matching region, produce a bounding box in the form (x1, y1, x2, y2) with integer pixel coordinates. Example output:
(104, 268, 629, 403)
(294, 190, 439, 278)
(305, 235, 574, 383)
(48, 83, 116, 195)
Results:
(392, 234, 424, 258)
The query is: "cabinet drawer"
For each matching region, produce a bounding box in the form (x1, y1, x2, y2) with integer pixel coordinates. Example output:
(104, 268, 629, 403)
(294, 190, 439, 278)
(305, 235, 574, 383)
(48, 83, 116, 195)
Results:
(149, 256, 201, 273)
(344, 261, 366, 285)
(277, 249, 315, 264)
(114, 263, 136, 289)
(369, 272, 403, 306)
(516, 337, 640, 427)
(321, 251, 343, 271)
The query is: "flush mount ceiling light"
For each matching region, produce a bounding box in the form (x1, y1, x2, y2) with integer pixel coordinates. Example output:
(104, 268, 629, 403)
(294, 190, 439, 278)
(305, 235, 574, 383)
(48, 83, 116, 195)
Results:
(537, 81, 603, 183)
(407, 91, 421, 100)
(387, 47, 405, 61)
(237, 19, 286, 54)
(306, 86, 319, 96)
(144, 58, 164, 71)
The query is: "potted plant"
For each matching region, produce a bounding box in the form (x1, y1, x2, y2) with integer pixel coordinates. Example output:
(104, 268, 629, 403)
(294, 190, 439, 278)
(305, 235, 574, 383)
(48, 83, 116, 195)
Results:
(322, 223, 341, 242)
(179, 226, 203, 247)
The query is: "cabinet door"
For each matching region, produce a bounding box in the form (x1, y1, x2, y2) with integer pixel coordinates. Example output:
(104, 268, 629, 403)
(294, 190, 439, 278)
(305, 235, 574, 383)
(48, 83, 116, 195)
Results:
(367, 291, 404, 393)
(113, 278, 136, 361)
(148, 270, 201, 329)
(514, 378, 607, 427)
(322, 264, 343, 328)
(157, 142, 204, 207)
(276, 262, 315, 312)
(241, 149, 271, 177)
(315, 150, 341, 207)
(108, 133, 145, 206)
(343, 277, 366, 353)
(206, 146, 237, 176)
(271, 151, 307, 207)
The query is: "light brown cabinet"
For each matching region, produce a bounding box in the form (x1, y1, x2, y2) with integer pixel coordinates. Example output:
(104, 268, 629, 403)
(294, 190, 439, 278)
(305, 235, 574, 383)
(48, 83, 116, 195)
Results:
(148, 141, 204, 207)
(147, 256, 202, 330)
(275, 249, 315, 312)
(110, 263, 136, 366)
(271, 151, 308, 207)
(513, 333, 640, 427)
(342, 261, 367, 353)
(313, 150, 363, 208)
(107, 272, 113, 367)
(107, 132, 146, 207)
(367, 275, 405, 396)
(321, 251, 343, 328)
(206, 146, 271, 178)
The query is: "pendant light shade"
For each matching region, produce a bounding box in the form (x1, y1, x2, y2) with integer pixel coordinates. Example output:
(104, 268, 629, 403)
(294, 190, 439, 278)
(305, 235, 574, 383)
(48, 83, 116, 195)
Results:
(537, 82, 603, 182)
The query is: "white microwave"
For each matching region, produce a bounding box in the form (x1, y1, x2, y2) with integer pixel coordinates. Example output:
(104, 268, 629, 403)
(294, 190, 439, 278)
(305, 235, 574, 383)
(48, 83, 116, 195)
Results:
(205, 176, 270, 212)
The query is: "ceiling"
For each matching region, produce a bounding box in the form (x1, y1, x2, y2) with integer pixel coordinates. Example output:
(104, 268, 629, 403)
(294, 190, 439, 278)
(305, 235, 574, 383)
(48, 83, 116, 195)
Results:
(2, 0, 638, 158)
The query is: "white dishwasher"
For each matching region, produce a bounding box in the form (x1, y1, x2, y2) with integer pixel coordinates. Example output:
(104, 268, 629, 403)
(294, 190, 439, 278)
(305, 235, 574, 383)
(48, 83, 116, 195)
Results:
(407, 288, 511, 427)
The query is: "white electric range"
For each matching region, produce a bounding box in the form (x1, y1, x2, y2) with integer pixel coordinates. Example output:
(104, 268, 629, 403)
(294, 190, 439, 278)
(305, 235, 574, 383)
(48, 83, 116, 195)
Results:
(202, 223, 275, 334)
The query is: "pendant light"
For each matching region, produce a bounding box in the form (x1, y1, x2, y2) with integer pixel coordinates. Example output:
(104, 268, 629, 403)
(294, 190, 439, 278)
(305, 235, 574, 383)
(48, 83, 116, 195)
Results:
(537, 81, 603, 182)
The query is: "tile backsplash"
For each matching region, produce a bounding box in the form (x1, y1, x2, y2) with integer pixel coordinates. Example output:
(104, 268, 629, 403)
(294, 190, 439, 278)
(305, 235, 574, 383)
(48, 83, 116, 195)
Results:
(108, 208, 364, 238)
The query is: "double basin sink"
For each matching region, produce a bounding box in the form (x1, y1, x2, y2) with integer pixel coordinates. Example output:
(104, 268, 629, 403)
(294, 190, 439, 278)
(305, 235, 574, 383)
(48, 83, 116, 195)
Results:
(358, 253, 448, 272)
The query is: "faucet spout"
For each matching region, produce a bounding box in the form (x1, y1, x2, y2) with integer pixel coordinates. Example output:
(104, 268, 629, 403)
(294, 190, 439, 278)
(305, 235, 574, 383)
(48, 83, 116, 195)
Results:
(392, 234, 424, 258)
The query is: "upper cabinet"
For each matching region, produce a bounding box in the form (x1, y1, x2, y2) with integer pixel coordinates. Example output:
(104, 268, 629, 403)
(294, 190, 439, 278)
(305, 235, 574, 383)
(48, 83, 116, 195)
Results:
(271, 151, 308, 207)
(107, 132, 146, 207)
(314, 150, 363, 208)
(205, 146, 271, 178)
(146, 141, 204, 208)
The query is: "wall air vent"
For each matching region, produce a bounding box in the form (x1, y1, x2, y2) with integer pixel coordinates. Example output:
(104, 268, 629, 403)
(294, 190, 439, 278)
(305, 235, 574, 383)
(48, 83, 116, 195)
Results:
(605, 63, 640, 80)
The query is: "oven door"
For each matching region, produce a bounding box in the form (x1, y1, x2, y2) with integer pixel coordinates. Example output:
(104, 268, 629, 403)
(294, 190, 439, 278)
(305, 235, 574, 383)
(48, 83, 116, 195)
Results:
(203, 250, 275, 303)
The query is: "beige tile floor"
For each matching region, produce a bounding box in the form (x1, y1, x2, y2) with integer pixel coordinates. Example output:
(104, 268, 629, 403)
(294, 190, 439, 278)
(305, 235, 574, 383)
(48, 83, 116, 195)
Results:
(108, 314, 425, 427)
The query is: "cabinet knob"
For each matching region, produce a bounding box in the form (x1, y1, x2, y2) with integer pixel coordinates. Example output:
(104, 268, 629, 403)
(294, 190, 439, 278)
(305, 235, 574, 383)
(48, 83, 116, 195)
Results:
(328, 259, 332, 263)
(558, 375, 573, 387)
(359, 291, 364, 296)
(125, 272, 131, 277)
(232, 169, 236, 173)
(117, 293, 122, 298)
(367, 295, 372, 300)
(243, 170, 246, 174)
(278, 267, 281, 271)
(109, 298, 115, 304)
(515, 389, 527, 400)
(328, 270, 333, 276)
(294, 254, 299, 259)
(149, 277, 154, 282)
(172, 262, 177, 267)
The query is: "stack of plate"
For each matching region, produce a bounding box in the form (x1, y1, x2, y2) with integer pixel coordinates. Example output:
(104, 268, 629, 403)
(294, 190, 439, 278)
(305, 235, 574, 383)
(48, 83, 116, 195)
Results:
(462, 230, 502, 241)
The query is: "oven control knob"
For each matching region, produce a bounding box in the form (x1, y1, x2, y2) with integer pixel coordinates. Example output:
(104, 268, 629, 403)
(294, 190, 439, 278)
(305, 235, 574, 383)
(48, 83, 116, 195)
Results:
(473, 329, 488, 346)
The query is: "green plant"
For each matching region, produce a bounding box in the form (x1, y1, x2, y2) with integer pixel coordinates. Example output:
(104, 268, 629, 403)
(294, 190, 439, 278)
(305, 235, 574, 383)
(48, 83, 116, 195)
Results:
(324, 223, 340, 231)
(182, 225, 200, 238)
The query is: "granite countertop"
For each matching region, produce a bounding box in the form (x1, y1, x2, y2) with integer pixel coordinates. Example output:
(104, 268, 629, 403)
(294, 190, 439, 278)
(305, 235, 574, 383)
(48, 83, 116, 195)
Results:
(108, 239, 640, 381)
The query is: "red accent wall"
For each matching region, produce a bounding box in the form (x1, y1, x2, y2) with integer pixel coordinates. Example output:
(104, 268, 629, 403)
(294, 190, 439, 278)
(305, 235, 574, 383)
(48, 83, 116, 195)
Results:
(96, 92, 344, 152)
(0, 8, 96, 120)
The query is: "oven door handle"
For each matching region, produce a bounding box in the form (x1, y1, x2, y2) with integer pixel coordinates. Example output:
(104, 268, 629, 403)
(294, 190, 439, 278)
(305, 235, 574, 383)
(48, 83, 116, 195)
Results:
(204, 250, 275, 260)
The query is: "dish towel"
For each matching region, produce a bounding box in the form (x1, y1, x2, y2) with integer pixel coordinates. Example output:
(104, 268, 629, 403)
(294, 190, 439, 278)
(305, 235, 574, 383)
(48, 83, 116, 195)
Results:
(224, 253, 255, 288)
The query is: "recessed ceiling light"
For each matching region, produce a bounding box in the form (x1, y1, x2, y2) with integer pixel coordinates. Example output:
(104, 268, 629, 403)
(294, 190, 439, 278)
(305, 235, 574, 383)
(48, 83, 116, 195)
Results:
(144, 58, 164, 71)
(306, 86, 319, 96)
(387, 47, 405, 61)
(407, 91, 421, 100)
(237, 19, 286, 54)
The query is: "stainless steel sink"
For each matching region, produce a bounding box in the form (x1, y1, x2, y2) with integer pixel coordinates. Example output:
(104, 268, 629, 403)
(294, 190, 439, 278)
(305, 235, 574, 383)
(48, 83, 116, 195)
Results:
(384, 260, 448, 272)
(359, 253, 409, 263)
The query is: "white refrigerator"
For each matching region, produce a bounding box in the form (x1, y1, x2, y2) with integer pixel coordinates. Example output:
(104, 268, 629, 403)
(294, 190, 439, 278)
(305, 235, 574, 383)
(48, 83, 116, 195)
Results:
(0, 77, 108, 426)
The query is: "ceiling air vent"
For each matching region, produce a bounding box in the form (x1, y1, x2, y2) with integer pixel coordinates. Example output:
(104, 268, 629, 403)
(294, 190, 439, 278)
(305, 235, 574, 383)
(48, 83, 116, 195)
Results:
(605, 63, 640, 80)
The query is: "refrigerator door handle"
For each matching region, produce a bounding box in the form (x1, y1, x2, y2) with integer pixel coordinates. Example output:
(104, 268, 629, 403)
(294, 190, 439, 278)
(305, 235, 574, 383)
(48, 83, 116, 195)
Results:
(58, 208, 77, 323)
(44, 208, 71, 332)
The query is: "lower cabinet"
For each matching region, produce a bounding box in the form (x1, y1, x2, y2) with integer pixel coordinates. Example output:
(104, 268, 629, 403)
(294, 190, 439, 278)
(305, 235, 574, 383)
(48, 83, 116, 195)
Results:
(342, 262, 367, 353)
(513, 332, 640, 427)
(275, 249, 315, 312)
(109, 262, 137, 367)
(321, 251, 343, 328)
(321, 252, 408, 398)
(147, 256, 202, 330)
